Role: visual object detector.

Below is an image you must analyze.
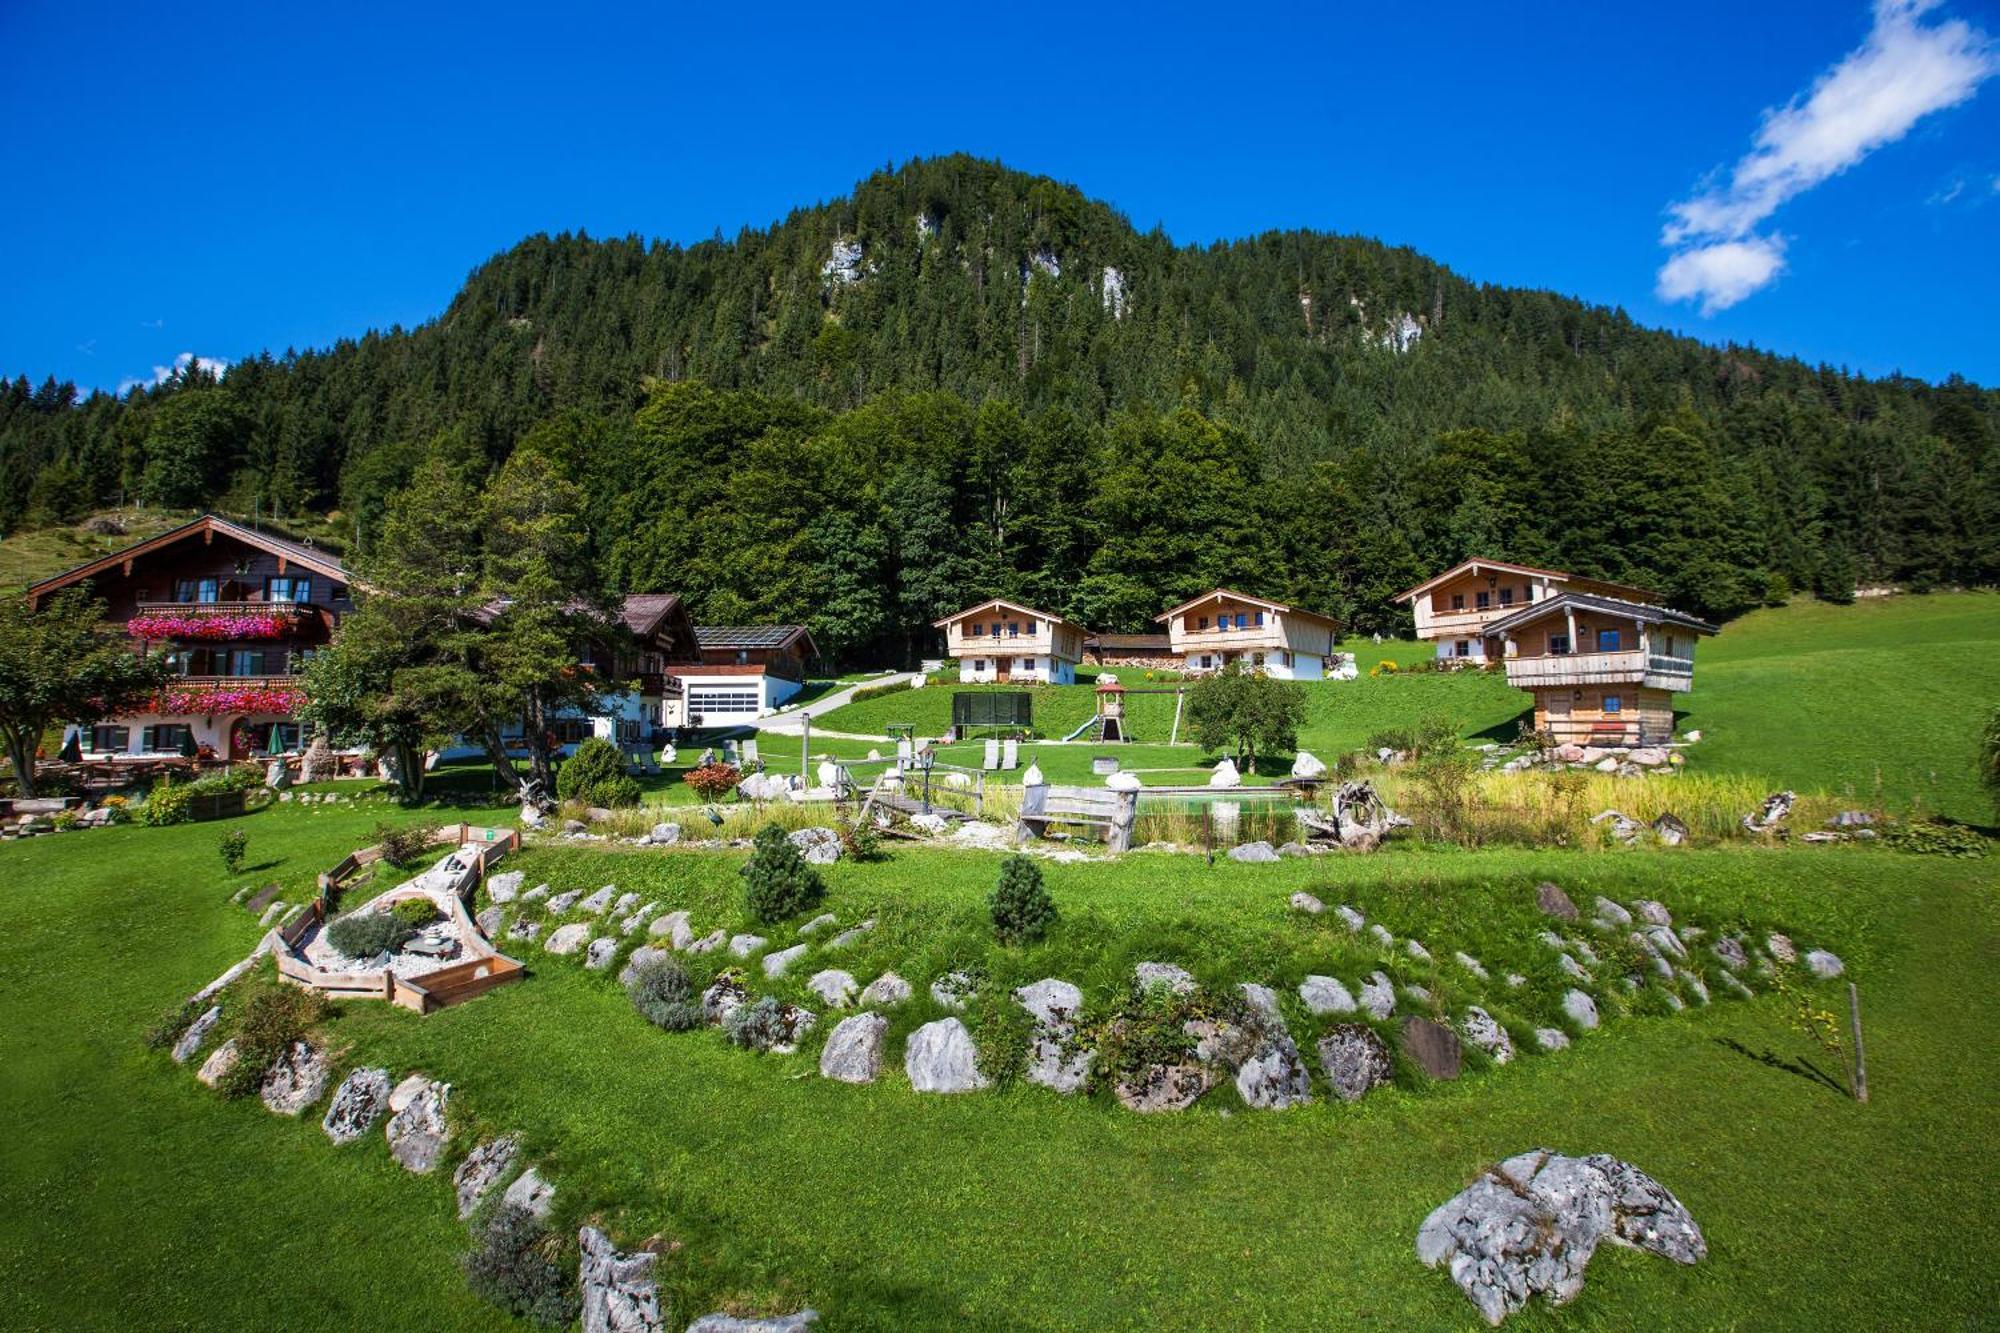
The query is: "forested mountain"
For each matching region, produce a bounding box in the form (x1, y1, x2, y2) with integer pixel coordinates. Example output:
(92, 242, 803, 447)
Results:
(3, 155, 1995, 661)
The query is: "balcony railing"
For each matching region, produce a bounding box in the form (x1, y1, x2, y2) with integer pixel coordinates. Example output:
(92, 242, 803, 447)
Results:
(155, 676, 305, 717)
(1504, 650, 1694, 689)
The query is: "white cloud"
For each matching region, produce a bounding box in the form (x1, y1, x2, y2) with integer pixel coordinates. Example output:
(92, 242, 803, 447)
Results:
(1656, 236, 1791, 314)
(117, 351, 230, 396)
(1658, 0, 1997, 312)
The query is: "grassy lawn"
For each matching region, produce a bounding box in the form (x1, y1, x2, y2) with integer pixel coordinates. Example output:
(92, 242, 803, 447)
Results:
(3, 799, 1996, 1329)
(807, 594, 2000, 819)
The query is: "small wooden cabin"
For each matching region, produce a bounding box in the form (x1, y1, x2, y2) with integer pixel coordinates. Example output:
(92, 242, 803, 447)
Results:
(934, 599, 1087, 684)
(1485, 592, 1717, 746)
(1156, 589, 1339, 679)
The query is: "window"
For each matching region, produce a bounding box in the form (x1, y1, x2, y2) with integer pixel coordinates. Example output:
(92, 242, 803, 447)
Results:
(198, 578, 219, 604)
(1197, 615, 1209, 631)
(1253, 611, 1265, 627)
(1597, 629, 1621, 652)
(1234, 613, 1249, 630)
(550, 718, 594, 743)
(1252, 652, 1265, 667)
(141, 724, 192, 752)
(1475, 590, 1490, 610)
(259, 723, 302, 753)
(1199, 655, 1213, 669)
(969, 622, 985, 636)
(1006, 622, 1019, 637)
(1602, 694, 1623, 714)
(1025, 620, 1037, 634)
(229, 649, 268, 677)
(1499, 587, 1514, 607)
(973, 659, 988, 672)
(91, 725, 130, 753)
(990, 622, 1001, 638)
(734, 649, 750, 665)
(1548, 633, 1571, 655)
(1016, 658, 1030, 672)
(265, 576, 311, 603)
(1454, 640, 1470, 658)
(1450, 593, 1465, 610)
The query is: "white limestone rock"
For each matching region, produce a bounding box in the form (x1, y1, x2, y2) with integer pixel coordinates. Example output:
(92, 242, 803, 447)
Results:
(454, 1134, 520, 1218)
(1317, 1023, 1394, 1102)
(1562, 989, 1600, 1030)
(807, 969, 858, 1008)
(1805, 949, 1845, 979)
(486, 870, 524, 902)
(323, 1067, 392, 1145)
(728, 933, 768, 958)
(385, 1078, 451, 1173)
(1460, 1007, 1514, 1064)
(503, 1165, 556, 1220)
(171, 1004, 222, 1064)
(819, 1011, 889, 1085)
(649, 910, 694, 947)
(1135, 961, 1197, 996)
(545, 922, 592, 955)
(196, 1037, 240, 1088)
(859, 972, 912, 1006)
(1290, 892, 1325, 914)
(905, 1017, 989, 1093)
(1534, 1027, 1571, 1052)
(1334, 905, 1366, 932)
(259, 1041, 329, 1115)
(762, 944, 808, 978)
(1015, 978, 1091, 1094)
(1359, 971, 1396, 1020)
(585, 937, 619, 970)
(1299, 975, 1357, 1016)
(579, 1225, 661, 1333)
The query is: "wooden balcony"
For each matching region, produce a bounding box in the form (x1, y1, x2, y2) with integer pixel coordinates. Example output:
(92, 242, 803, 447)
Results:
(165, 674, 299, 690)
(1504, 650, 1694, 691)
(135, 600, 312, 616)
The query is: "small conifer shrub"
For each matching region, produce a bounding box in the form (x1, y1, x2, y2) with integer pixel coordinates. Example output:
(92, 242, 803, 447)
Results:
(990, 854, 1057, 944)
(741, 823, 825, 923)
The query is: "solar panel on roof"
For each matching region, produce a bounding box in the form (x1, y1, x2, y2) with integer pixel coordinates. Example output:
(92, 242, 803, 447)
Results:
(694, 625, 805, 648)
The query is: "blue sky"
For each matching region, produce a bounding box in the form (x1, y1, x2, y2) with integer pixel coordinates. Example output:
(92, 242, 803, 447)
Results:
(3, 0, 1996, 393)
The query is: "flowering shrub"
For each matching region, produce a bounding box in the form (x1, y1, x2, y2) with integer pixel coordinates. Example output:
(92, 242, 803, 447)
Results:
(156, 685, 302, 716)
(1369, 659, 1400, 677)
(683, 762, 742, 802)
(127, 611, 296, 641)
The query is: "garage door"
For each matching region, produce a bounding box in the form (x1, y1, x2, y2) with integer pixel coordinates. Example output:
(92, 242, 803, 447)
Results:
(687, 687, 762, 718)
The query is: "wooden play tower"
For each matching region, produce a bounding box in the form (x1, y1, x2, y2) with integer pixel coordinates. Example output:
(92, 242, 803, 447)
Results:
(1095, 677, 1127, 742)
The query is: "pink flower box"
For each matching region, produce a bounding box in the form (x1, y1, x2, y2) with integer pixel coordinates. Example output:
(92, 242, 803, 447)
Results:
(128, 611, 294, 641)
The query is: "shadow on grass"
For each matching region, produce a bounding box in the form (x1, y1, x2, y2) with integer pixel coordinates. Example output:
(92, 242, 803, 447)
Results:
(1714, 1036, 1851, 1099)
(1470, 708, 1535, 744)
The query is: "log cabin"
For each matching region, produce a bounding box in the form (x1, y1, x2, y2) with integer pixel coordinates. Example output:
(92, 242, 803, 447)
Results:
(1393, 558, 1665, 665)
(1484, 591, 1717, 746)
(1156, 589, 1339, 679)
(934, 599, 1088, 684)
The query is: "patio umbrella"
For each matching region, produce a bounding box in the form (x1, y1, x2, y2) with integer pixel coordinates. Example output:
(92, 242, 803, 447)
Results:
(178, 730, 200, 759)
(267, 723, 286, 754)
(58, 731, 81, 763)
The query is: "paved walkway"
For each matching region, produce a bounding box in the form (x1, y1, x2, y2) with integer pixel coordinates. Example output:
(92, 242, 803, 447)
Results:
(753, 672, 918, 738)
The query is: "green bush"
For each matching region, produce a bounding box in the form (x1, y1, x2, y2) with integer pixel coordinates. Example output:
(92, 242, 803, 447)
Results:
(218, 982, 329, 1099)
(555, 738, 638, 807)
(390, 897, 441, 930)
(372, 821, 436, 867)
(1881, 819, 1988, 858)
(683, 762, 742, 802)
(724, 995, 788, 1052)
(143, 777, 194, 826)
(990, 854, 1057, 945)
(190, 764, 265, 794)
(217, 829, 248, 874)
(627, 956, 702, 1032)
(324, 909, 413, 958)
(462, 1203, 577, 1327)
(741, 823, 825, 923)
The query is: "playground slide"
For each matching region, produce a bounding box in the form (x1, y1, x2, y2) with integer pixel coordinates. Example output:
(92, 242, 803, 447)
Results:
(1059, 715, 1101, 743)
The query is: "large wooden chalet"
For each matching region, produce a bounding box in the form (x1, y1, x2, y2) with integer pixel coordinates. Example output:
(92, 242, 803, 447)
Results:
(934, 599, 1088, 684)
(1486, 592, 1717, 746)
(1156, 589, 1340, 679)
(1393, 558, 1666, 665)
(27, 514, 350, 761)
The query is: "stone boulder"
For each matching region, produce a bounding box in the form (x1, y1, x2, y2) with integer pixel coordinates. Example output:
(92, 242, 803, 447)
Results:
(508, 918, 543, 943)
(728, 933, 768, 958)
(1105, 770, 1142, 791)
(799, 912, 838, 936)
(1369, 923, 1395, 948)
(545, 922, 592, 955)
(1290, 892, 1325, 914)
(171, 1004, 222, 1064)
(1208, 758, 1241, 788)
(1711, 937, 1747, 971)
(1233, 985, 1313, 1109)
(807, 969, 858, 1008)
(1401, 1017, 1462, 1080)
(1299, 975, 1356, 1016)
(647, 822, 681, 846)
(1805, 949, 1845, 979)
(1359, 971, 1396, 1020)
(504, 1165, 556, 1220)
(1632, 899, 1672, 927)
(788, 827, 843, 865)
(323, 1067, 391, 1145)
(905, 1017, 989, 1093)
(1535, 882, 1579, 920)
(685, 930, 726, 954)
(1334, 905, 1365, 932)
(476, 905, 505, 937)
(1291, 750, 1328, 780)
(1115, 1062, 1209, 1113)
(1317, 1024, 1393, 1102)
(196, 1037, 240, 1088)
(763, 944, 808, 978)
(649, 910, 694, 947)
(1455, 952, 1490, 981)
(547, 890, 581, 913)
(1535, 1027, 1571, 1052)
(579, 1225, 661, 1333)
(1562, 989, 1600, 1030)
(702, 977, 748, 1025)
(1015, 978, 1091, 1094)
(819, 1012, 889, 1085)
(260, 1041, 330, 1115)
(454, 1134, 520, 1218)
(579, 886, 615, 914)
(1591, 896, 1631, 928)
(1227, 840, 1279, 863)
(827, 919, 876, 950)
(487, 870, 525, 902)
(585, 937, 619, 970)
(1651, 812, 1689, 846)
(1415, 1149, 1706, 1325)
(1135, 961, 1197, 996)
(386, 1078, 451, 1173)
(860, 972, 912, 1006)
(1767, 932, 1797, 963)
(618, 946, 670, 987)
(1461, 1007, 1514, 1064)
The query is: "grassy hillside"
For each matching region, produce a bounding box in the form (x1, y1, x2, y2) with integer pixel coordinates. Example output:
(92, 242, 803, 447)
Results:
(2, 801, 1994, 1328)
(811, 594, 2000, 819)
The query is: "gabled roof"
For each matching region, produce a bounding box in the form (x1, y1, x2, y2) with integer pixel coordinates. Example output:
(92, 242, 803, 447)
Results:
(1484, 591, 1718, 639)
(26, 512, 350, 603)
(619, 593, 699, 656)
(696, 624, 819, 656)
(932, 598, 1081, 630)
(1393, 557, 1663, 605)
(1154, 588, 1339, 630)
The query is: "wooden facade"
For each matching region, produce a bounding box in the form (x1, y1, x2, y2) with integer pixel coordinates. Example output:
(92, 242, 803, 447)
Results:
(1156, 589, 1339, 679)
(935, 599, 1088, 684)
(1394, 558, 1665, 665)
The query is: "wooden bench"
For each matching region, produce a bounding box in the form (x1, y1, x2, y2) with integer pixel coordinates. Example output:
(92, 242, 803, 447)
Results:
(1017, 783, 1138, 853)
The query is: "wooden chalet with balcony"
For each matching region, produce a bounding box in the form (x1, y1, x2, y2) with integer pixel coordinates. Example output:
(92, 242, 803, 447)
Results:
(1484, 591, 1717, 746)
(1156, 589, 1339, 679)
(26, 514, 351, 762)
(934, 599, 1087, 684)
(1393, 558, 1665, 666)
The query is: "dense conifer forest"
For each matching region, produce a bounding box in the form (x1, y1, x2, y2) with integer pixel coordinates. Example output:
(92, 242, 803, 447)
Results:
(3, 156, 1994, 661)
